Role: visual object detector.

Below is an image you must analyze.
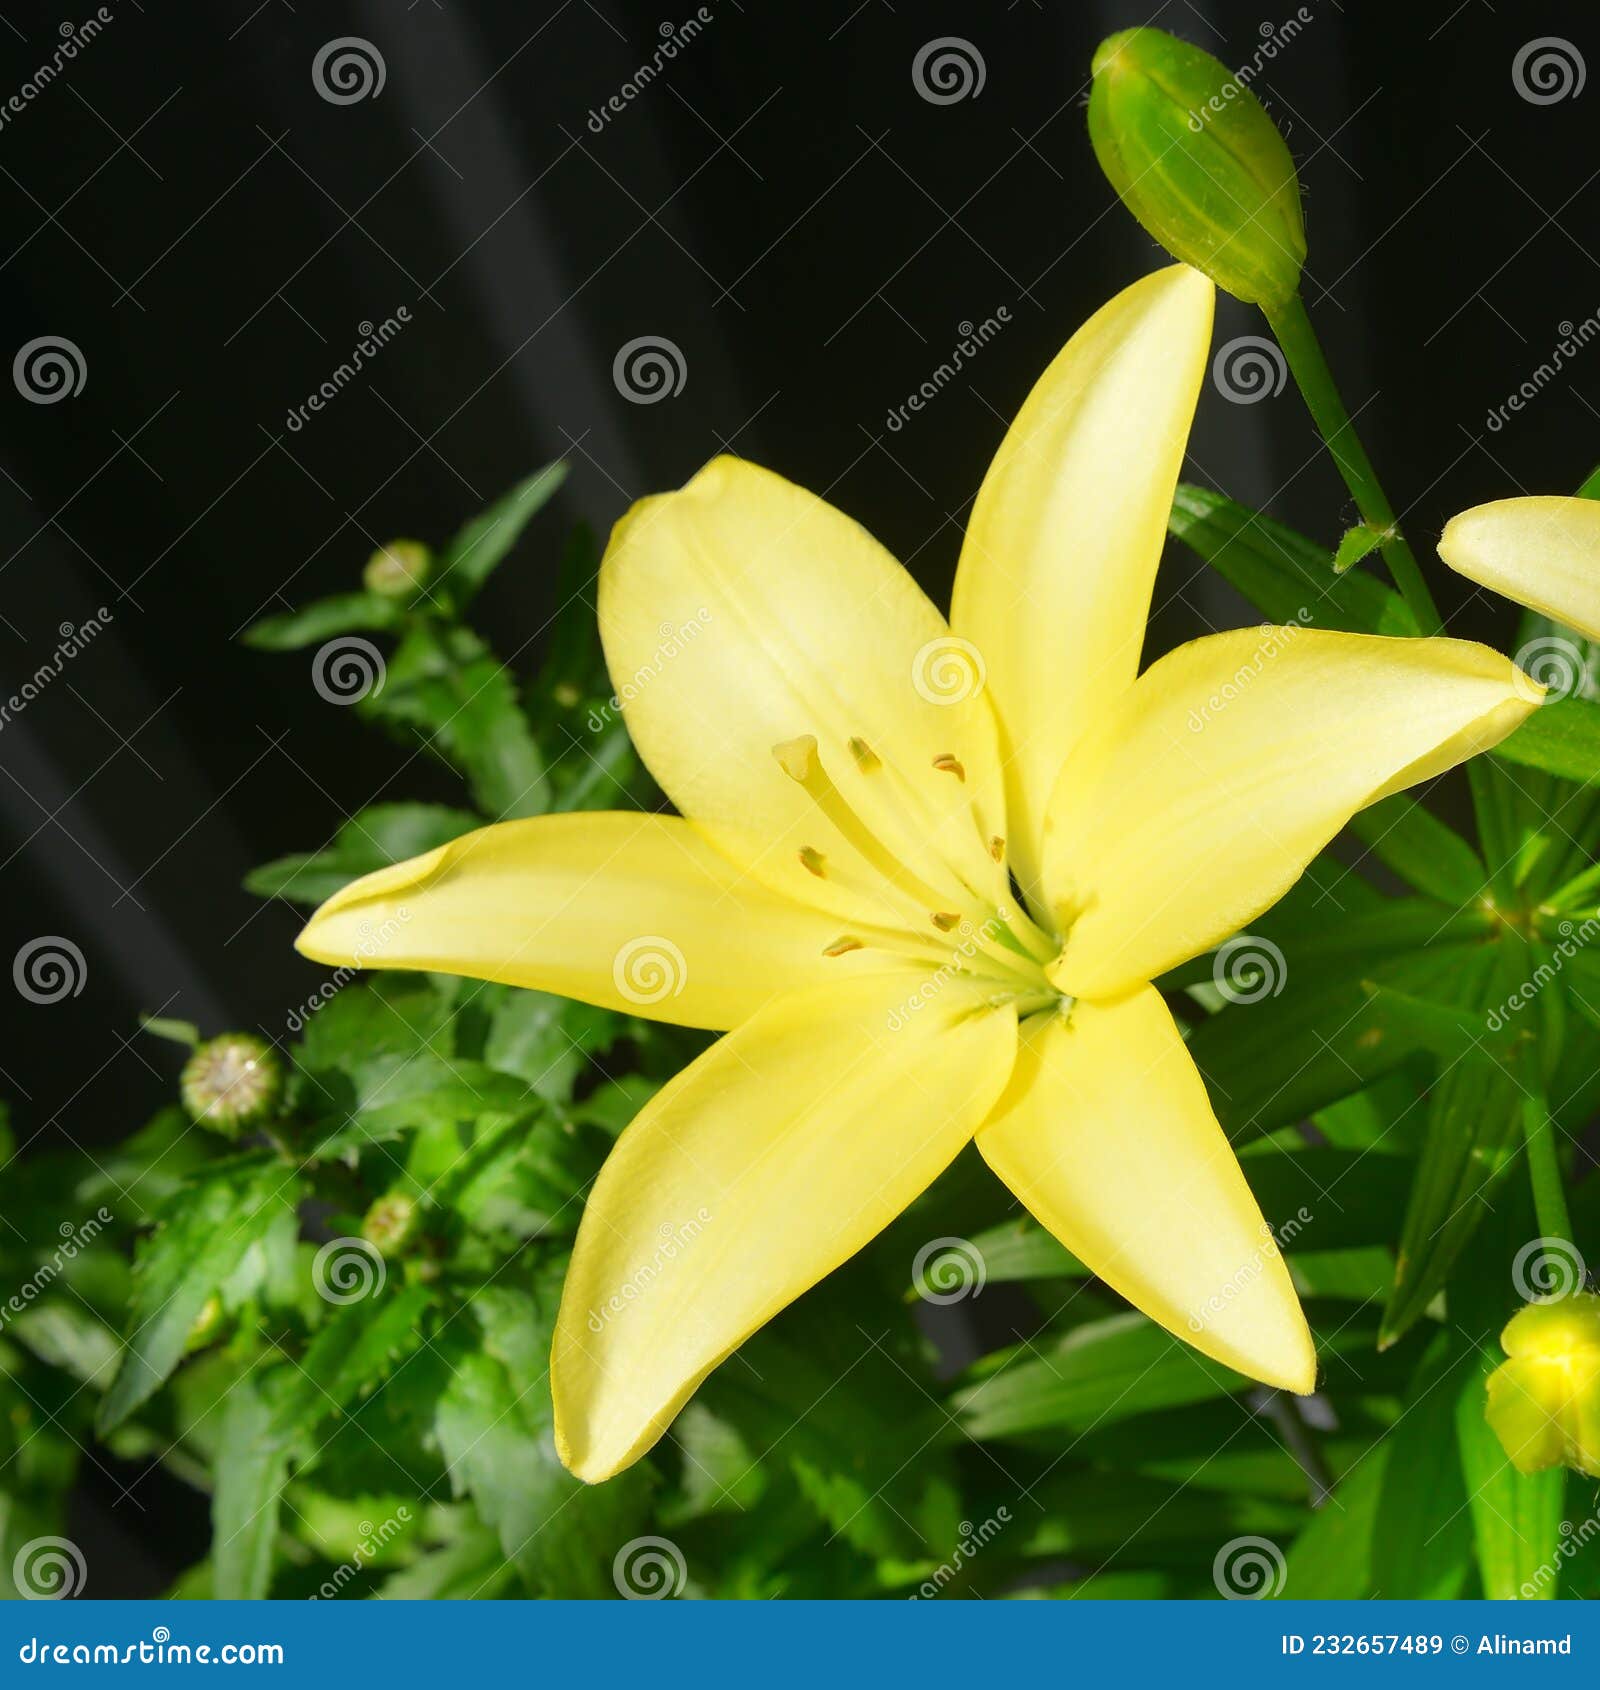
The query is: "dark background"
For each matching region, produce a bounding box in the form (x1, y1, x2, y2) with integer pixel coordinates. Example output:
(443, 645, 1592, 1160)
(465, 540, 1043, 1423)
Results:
(2, 0, 1598, 1593)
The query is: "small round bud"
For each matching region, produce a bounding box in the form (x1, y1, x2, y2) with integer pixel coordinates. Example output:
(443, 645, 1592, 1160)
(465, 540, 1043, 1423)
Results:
(1486, 1291, 1600, 1478)
(185, 1294, 226, 1353)
(360, 1191, 420, 1258)
(363, 539, 432, 599)
(1088, 28, 1305, 308)
(180, 1033, 284, 1138)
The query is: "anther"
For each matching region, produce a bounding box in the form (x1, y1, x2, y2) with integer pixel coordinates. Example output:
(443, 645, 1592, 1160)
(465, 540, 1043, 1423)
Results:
(799, 847, 827, 878)
(848, 737, 881, 773)
(823, 937, 864, 957)
(989, 835, 1005, 862)
(931, 912, 963, 932)
(932, 754, 965, 782)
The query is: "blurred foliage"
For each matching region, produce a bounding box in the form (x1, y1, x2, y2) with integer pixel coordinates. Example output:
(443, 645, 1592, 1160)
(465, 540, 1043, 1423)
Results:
(3, 469, 1599, 1600)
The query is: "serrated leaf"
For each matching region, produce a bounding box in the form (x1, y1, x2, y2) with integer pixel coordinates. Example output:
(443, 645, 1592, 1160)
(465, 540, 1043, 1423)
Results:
(1168, 483, 1416, 635)
(212, 1370, 291, 1599)
(98, 1158, 302, 1434)
(246, 804, 479, 906)
(244, 592, 401, 650)
(483, 988, 627, 1102)
(433, 462, 567, 608)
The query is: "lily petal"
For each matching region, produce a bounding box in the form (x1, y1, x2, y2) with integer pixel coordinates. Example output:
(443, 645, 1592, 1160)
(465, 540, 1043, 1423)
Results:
(950, 264, 1214, 906)
(978, 989, 1315, 1392)
(1044, 628, 1537, 998)
(552, 971, 1019, 1481)
(295, 812, 880, 1032)
(599, 456, 1009, 927)
(1440, 496, 1600, 641)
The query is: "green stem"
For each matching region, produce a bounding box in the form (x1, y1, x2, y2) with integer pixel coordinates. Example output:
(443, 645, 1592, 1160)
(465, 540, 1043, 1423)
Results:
(1264, 294, 1442, 636)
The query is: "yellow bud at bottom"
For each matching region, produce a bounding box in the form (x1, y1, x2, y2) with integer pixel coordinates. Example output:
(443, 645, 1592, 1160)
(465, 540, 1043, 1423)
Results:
(1485, 1292, 1600, 1478)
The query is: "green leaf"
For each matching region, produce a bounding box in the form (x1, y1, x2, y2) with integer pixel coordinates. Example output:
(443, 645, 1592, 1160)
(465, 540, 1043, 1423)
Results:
(1493, 696, 1600, 786)
(433, 1273, 652, 1595)
(1348, 795, 1489, 905)
(1369, 1337, 1474, 1598)
(244, 592, 401, 650)
(1273, 1447, 1386, 1598)
(434, 462, 567, 608)
(212, 1370, 291, 1599)
(1332, 522, 1387, 575)
(375, 625, 550, 818)
(483, 989, 627, 1103)
(953, 1313, 1246, 1441)
(1168, 484, 1416, 635)
(246, 803, 480, 906)
(98, 1158, 302, 1434)
(140, 1015, 198, 1048)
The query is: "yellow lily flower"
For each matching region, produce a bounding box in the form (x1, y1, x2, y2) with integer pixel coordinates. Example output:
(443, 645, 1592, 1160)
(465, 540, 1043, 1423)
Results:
(1440, 495, 1600, 641)
(1485, 1292, 1600, 1478)
(297, 264, 1537, 1484)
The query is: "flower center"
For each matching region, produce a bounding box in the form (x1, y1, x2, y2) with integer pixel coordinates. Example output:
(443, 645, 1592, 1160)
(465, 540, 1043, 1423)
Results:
(771, 732, 1062, 1007)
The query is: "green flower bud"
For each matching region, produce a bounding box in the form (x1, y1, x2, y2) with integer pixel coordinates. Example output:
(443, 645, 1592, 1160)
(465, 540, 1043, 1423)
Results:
(1088, 27, 1305, 308)
(185, 1293, 226, 1353)
(180, 1034, 284, 1138)
(360, 1192, 420, 1258)
(363, 539, 432, 599)
(1485, 1291, 1600, 1479)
